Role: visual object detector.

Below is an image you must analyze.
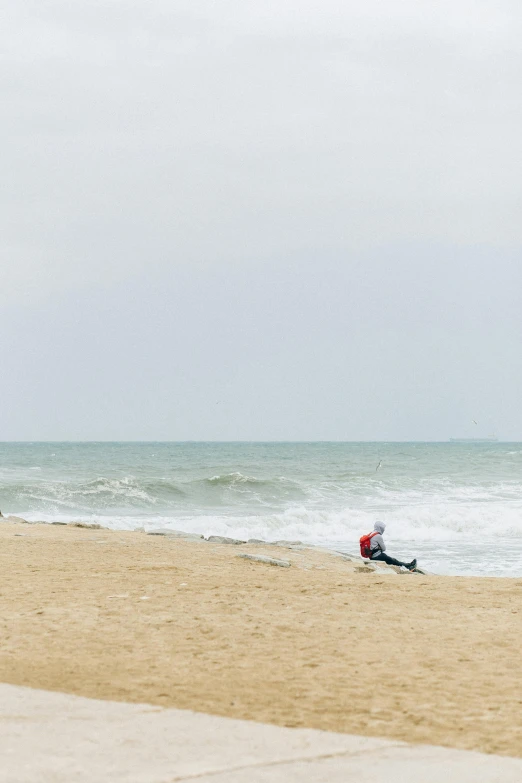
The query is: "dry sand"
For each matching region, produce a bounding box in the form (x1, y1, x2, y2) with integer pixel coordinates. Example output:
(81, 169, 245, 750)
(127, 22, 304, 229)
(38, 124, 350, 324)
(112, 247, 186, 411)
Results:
(0, 520, 520, 757)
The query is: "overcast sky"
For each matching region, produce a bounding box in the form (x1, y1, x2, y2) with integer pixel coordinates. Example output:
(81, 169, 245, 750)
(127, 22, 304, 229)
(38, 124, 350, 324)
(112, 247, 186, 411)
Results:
(1, 0, 521, 440)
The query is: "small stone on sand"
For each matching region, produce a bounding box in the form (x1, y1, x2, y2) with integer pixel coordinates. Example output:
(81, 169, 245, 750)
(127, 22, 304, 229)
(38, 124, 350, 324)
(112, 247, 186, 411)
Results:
(237, 554, 291, 568)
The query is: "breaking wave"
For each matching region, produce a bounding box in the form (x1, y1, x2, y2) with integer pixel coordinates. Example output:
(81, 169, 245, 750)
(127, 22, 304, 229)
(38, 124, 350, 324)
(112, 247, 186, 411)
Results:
(7, 479, 522, 541)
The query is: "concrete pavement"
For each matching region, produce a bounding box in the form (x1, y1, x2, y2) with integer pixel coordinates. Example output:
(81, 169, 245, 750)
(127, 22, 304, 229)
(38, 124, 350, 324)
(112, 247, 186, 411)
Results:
(0, 684, 520, 782)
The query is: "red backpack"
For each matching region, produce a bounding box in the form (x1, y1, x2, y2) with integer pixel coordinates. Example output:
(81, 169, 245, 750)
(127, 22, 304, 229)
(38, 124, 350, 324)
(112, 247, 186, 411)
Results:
(359, 531, 379, 559)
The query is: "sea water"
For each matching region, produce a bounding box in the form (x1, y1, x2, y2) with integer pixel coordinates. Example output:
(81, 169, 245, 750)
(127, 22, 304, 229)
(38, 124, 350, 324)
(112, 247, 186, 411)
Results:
(1, 441, 521, 577)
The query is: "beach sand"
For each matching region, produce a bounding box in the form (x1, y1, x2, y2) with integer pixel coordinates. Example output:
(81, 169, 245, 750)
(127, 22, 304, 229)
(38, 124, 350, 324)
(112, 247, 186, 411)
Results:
(0, 520, 520, 757)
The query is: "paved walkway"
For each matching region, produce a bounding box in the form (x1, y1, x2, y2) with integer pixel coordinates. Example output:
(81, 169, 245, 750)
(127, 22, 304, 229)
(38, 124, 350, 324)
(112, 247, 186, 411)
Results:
(0, 684, 520, 782)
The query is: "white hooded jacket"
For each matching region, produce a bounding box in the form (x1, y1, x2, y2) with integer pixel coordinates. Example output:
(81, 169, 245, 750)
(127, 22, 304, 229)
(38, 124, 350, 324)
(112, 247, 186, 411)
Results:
(370, 522, 386, 557)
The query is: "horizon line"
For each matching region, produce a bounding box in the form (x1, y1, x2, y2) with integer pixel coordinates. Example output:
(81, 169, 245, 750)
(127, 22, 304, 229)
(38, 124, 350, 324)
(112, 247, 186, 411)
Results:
(0, 439, 516, 445)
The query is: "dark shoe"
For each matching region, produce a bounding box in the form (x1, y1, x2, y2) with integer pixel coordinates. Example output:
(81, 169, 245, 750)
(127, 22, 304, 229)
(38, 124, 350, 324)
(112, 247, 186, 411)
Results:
(408, 559, 417, 570)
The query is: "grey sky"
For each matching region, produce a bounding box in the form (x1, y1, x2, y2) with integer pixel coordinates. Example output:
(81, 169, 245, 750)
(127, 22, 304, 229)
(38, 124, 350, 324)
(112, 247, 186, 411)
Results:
(1, 1, 521, 440)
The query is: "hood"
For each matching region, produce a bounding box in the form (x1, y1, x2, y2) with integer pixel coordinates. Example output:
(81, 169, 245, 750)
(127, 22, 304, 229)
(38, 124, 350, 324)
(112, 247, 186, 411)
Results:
(374, 522, 386, 534)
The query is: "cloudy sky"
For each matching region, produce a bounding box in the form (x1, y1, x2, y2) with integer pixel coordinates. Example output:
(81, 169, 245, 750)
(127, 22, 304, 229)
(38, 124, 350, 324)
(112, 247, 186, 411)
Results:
(1, 0, 521, 440)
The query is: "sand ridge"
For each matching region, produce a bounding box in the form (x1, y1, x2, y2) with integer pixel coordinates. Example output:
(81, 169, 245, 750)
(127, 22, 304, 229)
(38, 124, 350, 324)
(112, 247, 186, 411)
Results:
(0, 520, 521, 757)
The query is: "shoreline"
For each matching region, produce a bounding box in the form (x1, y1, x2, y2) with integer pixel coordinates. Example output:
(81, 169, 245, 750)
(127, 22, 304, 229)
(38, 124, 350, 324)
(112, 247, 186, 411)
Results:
(6, 514, 521, 579)
(3, 513, 432, 573)
(0, 517, 521, 757)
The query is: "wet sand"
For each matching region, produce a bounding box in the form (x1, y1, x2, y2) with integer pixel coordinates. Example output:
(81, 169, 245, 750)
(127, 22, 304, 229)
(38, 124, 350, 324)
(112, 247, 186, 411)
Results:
(0, 520, 520, 757)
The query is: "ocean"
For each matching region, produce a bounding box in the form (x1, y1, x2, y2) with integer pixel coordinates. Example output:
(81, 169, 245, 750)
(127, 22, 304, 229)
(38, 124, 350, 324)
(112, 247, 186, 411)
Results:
(1, 441, 521, 577)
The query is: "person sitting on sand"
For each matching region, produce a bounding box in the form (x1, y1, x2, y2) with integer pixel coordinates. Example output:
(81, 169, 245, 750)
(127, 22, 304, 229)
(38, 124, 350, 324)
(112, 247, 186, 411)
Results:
(360, 522, 417, 570)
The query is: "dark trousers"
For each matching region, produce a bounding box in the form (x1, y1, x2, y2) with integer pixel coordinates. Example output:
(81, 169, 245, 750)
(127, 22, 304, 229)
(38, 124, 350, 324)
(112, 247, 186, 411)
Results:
(371, 552, 410, 568)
